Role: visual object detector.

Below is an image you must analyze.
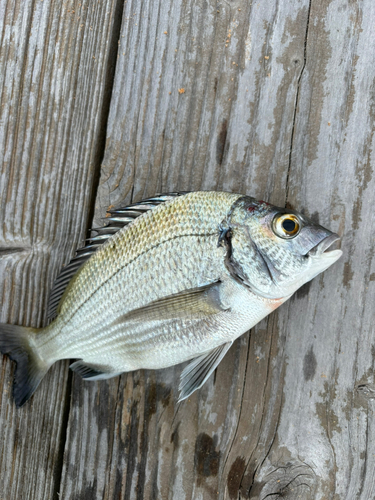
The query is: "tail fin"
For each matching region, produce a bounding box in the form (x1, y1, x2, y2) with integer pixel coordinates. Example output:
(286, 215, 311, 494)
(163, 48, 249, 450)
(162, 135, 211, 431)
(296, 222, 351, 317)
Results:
(0, 323, 50, 407)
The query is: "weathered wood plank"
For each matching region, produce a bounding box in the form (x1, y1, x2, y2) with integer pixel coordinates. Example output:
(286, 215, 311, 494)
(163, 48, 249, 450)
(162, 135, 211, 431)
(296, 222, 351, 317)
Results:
(93, 0, 308, 227)
(62, 0, 375, 498)
(59, 0, 319, 499)
(251, 0, 375, 497)
(0, 0, 123, 498)
(2, 0, 374, 499)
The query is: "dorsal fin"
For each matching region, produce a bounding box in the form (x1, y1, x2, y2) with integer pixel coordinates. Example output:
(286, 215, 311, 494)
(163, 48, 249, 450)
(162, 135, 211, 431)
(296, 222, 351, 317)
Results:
(47, 192, 189, 319)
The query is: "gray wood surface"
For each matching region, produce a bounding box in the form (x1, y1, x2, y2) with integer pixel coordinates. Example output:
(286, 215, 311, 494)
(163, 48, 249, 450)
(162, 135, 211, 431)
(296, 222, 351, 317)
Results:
(0, 0, 124, 498)
(1, 0, 374, 499)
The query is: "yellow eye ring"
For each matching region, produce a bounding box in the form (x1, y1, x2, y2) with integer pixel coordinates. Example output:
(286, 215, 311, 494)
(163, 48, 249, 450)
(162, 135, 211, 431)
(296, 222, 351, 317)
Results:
(273, 214, 301, 238)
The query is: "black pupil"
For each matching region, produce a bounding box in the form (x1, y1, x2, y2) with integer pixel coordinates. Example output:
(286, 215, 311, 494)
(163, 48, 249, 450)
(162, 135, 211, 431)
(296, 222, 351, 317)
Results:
(282, 219, 296, 232)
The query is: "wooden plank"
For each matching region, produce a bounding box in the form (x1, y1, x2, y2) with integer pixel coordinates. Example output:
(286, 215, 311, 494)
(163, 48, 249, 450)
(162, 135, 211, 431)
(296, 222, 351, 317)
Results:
(59, 0, 318, 499)
(0, 0, 123, 498)
(62, 0, 375, 498)
(92, 0, 311, 228)
(1, 0, 373, 498)
(251, 0, 375, 497)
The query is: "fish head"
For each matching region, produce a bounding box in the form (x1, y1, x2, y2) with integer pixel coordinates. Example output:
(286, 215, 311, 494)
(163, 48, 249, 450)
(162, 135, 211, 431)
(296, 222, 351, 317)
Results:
(222, 196, 343, 299)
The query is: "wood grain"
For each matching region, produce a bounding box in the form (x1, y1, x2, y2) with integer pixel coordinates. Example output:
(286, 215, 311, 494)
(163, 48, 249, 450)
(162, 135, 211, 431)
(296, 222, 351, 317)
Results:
(63, 0, 375, 499)
(2, 0, 375, 498)
(263, 1, 375, 497)
(60, 0, 314, 498)
(93, 0, 310, 226)
(0, 0, 123, 498)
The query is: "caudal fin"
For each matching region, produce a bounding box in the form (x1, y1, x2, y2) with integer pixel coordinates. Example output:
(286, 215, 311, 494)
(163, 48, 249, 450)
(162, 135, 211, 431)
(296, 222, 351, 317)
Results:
(0, 323, 50, 407)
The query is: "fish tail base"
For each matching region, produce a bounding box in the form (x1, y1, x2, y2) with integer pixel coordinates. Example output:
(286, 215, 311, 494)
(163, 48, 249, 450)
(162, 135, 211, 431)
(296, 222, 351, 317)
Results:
(0, 323, 49, 407)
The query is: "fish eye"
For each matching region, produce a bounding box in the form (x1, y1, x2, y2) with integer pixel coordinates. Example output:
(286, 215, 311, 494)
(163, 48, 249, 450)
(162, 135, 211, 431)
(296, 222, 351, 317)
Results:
(272, 214, 301, 238)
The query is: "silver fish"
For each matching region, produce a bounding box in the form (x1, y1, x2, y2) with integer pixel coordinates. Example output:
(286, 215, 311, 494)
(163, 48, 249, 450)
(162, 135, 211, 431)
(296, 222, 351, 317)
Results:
(0, 191, 342, 407)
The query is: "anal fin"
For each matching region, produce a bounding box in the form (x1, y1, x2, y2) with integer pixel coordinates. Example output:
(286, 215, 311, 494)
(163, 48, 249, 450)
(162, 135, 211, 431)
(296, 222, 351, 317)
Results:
(178, 342, 232, 401)
(70, 360, 122, 380)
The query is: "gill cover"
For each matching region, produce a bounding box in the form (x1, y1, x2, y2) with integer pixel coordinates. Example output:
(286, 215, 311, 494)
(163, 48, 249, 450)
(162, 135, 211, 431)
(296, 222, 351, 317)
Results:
(219, 197, 282, 298)
(219, 197, 342, 299)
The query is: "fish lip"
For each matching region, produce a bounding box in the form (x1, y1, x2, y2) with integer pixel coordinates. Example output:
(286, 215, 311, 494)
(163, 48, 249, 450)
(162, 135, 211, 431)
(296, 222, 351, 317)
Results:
(307, 233, 340, 257)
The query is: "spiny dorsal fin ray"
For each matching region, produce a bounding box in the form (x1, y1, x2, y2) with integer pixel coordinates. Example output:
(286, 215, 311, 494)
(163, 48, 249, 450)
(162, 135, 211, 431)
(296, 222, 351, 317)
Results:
(47, 192, 189, 320)
(178, 342, 233, 401)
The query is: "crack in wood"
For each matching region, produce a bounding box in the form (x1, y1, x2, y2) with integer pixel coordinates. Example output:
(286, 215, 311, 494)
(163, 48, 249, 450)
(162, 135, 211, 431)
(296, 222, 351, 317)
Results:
(285, 0, 312, 207)
(52, 369, 73, 500)
(0, 247, 31, 255)
(85, 0, 127, 230)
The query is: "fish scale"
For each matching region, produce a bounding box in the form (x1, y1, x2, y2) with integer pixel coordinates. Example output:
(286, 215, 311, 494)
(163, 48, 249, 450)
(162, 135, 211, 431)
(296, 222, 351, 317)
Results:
(39, 193, 239, 352)
(57, 192, 241, 322)
(53, 234, 228, 360)
(0, 191, 342, 407)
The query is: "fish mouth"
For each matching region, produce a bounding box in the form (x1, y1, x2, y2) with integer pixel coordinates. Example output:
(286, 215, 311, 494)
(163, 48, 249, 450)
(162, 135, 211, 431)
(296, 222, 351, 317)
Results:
(307, 233, 341, 257)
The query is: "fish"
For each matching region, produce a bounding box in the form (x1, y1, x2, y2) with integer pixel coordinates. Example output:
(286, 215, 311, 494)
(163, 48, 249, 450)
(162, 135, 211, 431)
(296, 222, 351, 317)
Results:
(0, 191, 342, 407)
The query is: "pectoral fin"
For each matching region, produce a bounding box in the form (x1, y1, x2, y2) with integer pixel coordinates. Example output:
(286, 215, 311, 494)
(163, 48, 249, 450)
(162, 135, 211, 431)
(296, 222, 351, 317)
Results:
(178, 342, 232, 401)
(115, 281, 227, 325)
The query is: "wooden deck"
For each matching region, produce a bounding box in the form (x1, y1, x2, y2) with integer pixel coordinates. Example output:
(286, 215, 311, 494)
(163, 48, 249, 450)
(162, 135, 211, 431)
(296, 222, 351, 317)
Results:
(1, 0, 375, 498)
